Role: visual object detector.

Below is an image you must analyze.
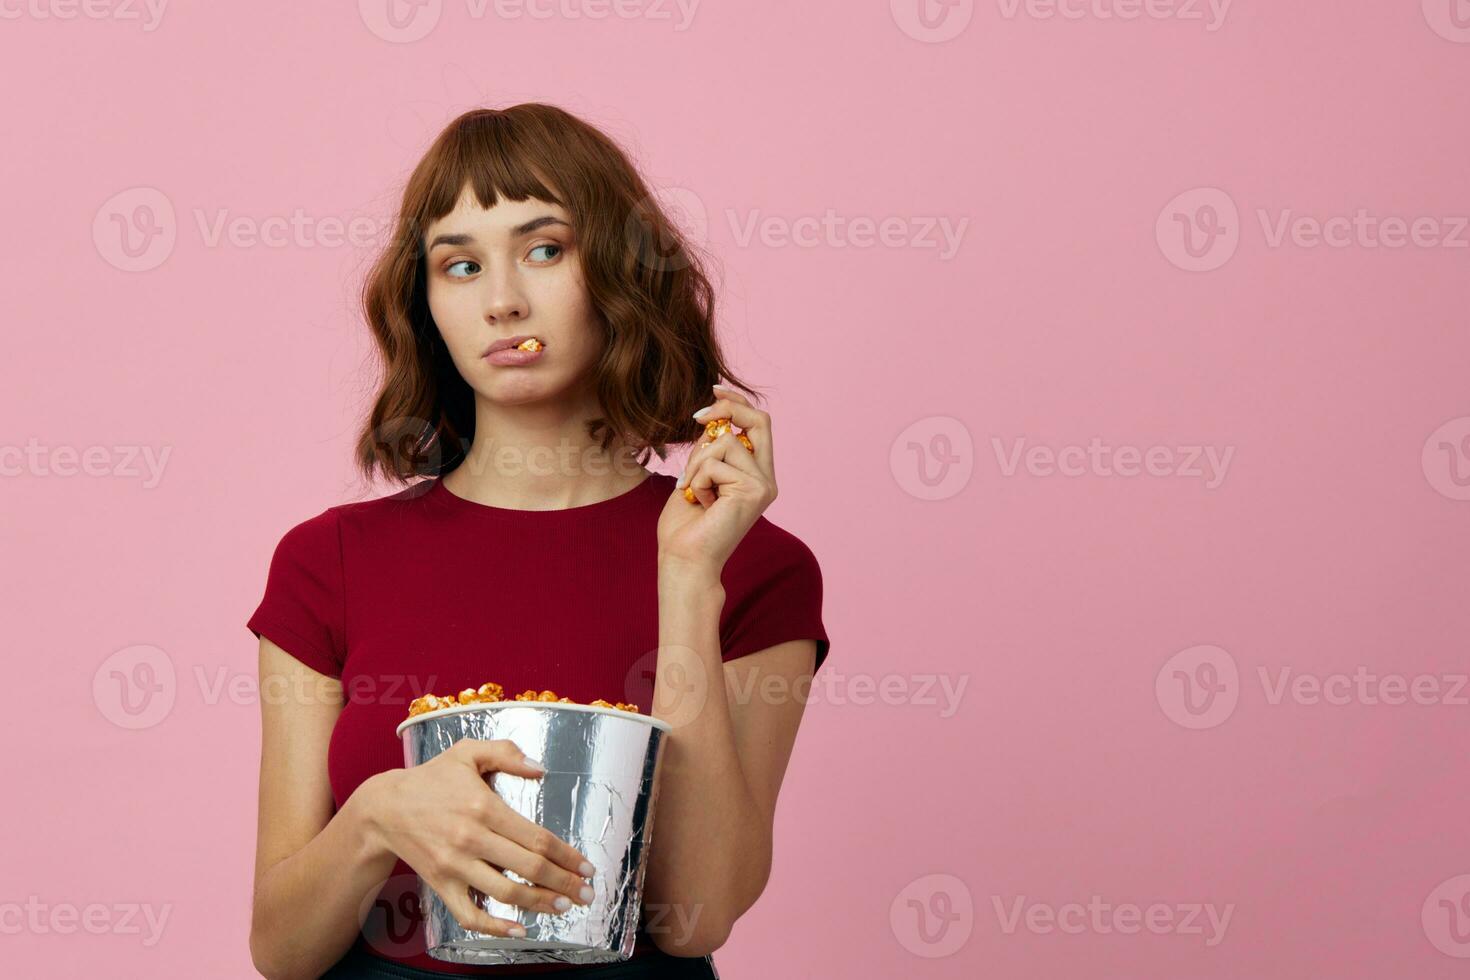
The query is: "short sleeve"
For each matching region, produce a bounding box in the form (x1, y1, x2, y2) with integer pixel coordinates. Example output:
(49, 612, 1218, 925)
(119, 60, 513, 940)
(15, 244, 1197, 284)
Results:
(719, 524, 831, 672)
(246, 509, 347, 678)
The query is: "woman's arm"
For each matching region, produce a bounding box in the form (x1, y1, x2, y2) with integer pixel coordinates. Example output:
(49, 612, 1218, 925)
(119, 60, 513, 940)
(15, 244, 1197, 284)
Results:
(248, 637, 399, 980)
(641, 563, 816, 957)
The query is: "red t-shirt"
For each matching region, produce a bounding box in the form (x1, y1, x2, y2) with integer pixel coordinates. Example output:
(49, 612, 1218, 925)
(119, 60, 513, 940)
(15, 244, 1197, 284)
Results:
(246, 470, 829, 975)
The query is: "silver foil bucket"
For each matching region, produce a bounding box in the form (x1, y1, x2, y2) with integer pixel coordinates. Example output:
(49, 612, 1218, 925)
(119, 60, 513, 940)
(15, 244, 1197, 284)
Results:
(395, 702, 672, 965)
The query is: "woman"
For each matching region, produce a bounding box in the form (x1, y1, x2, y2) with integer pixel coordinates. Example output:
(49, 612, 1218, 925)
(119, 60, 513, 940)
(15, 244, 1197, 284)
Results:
(245, 104, 831, 979)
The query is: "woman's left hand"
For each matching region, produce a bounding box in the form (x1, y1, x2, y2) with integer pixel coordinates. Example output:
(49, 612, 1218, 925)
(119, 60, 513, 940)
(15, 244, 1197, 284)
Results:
(656, 385, 778, 576)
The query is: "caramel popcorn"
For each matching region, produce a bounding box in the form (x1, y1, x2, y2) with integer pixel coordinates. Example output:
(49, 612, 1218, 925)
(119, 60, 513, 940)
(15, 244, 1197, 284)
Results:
(406, 682, 640, 721)
(683, 417, 755, 504)
(515, 337, 543, 352)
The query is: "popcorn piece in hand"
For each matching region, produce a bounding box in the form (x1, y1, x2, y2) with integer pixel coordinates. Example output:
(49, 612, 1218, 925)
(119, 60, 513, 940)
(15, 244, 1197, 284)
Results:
(683, 417, 755, 504)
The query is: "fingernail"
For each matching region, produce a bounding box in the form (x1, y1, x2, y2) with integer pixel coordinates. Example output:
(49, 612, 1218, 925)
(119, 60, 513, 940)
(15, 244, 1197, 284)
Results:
(523, 756, 545, 772)
(580, 885, 596, 903)
(713, 383, 735, 394)
(692, 406, 712, 419)
(553, 896, 572, 912)
(579, 861, 596, 876)
(675, 471, 688, 488)
(508, 924, 527, 937)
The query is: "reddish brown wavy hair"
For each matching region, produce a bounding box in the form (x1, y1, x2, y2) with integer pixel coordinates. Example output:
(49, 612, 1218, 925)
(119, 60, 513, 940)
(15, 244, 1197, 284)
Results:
(353, 103, 759, 485)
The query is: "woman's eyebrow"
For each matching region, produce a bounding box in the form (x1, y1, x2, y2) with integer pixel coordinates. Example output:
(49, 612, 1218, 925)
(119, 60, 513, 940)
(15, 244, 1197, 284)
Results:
(426, 217, 571, 251)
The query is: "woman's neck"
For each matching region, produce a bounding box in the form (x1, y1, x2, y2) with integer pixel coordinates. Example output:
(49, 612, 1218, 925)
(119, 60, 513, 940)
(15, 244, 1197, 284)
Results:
(443, 394, 649, 511)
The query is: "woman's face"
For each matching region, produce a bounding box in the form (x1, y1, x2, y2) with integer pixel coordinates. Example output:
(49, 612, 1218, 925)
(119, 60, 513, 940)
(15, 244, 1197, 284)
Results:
(423, 186, 602, 407)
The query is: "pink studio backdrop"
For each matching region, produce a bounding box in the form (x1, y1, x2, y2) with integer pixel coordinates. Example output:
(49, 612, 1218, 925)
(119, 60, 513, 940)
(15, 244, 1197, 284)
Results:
(3, 1, 1469, 977)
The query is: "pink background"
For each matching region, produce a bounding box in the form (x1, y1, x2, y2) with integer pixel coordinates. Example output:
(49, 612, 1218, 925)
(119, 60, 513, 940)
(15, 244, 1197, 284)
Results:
(4, 0, 1470, 976)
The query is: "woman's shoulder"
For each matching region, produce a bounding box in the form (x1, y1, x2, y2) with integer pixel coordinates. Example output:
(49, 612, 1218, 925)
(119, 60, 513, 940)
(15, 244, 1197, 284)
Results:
(266, 480, 434, 548)
(726, 511, 823, 584)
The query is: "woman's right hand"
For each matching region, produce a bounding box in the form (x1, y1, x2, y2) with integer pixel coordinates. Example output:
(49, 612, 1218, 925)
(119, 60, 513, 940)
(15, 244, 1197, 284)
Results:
(363, 737, 598, 937)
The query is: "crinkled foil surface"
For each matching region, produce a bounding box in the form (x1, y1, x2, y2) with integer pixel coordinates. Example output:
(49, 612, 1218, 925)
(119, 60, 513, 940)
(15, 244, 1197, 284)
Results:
(400, 704, 667, 965)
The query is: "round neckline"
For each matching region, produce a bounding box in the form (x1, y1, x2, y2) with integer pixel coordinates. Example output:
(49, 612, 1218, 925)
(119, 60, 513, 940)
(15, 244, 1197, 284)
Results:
(430, 469, 662, 519)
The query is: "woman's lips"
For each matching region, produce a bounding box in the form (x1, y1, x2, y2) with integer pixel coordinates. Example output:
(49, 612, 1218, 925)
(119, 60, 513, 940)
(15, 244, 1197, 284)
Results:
(485, 344, 545, 366)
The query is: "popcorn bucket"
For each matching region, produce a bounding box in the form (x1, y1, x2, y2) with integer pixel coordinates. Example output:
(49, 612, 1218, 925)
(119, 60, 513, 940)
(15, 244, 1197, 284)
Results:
(395, 701, 672, 965)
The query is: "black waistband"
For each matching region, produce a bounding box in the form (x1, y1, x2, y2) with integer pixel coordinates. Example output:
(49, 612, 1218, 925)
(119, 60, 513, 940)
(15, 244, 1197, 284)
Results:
(319, 944, 720, 980)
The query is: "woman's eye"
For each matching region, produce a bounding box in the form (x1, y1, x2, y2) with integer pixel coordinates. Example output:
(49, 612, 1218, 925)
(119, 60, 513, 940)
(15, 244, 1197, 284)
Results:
(445, 260, 479, 278)
(528, 243, 562, 262)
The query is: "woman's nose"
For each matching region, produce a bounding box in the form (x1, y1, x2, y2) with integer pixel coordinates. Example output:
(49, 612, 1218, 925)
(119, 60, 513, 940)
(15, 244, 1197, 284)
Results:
(481, 268, 528, 322)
